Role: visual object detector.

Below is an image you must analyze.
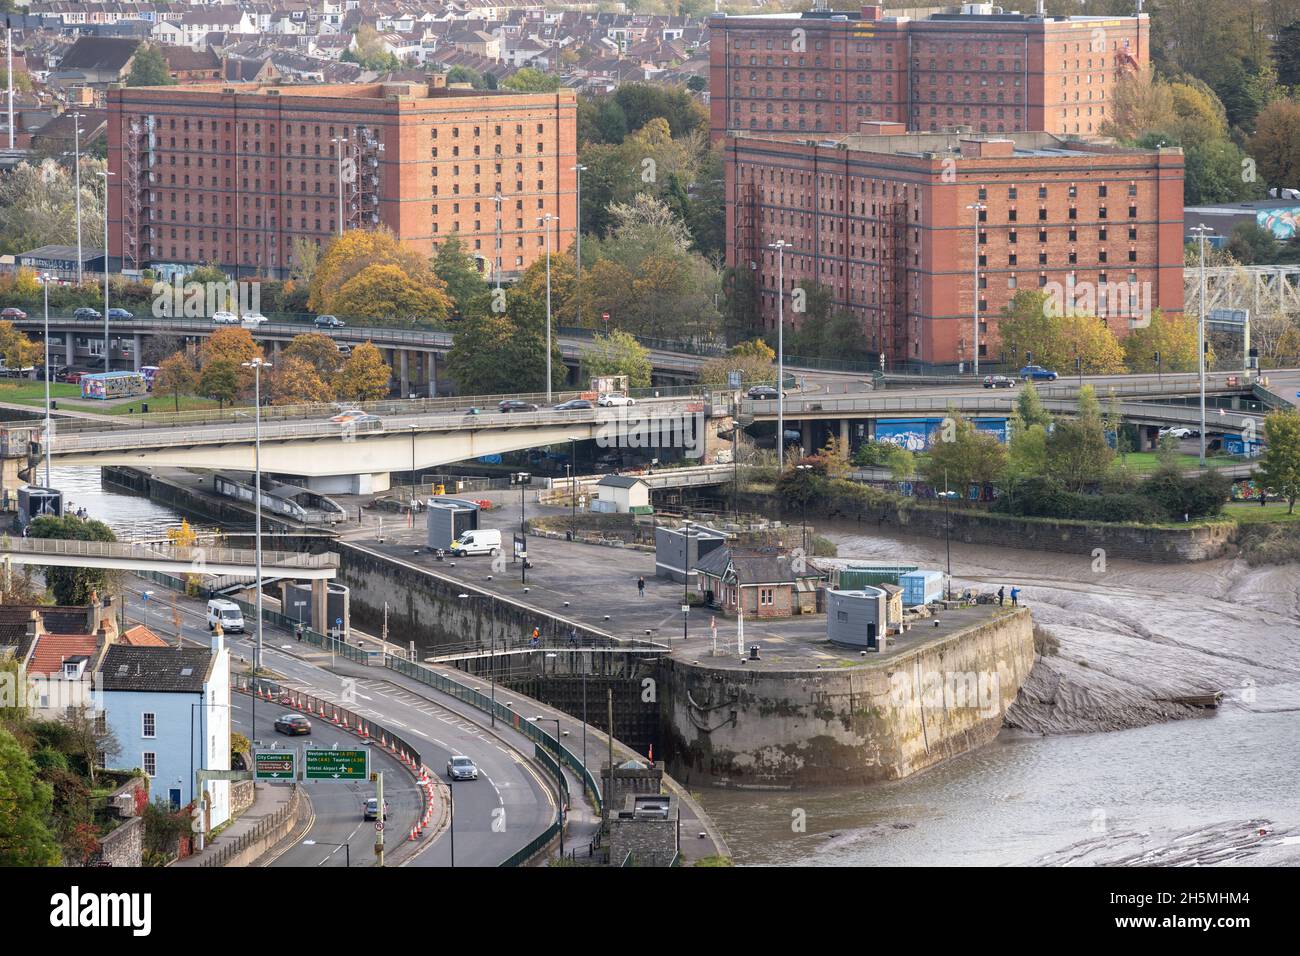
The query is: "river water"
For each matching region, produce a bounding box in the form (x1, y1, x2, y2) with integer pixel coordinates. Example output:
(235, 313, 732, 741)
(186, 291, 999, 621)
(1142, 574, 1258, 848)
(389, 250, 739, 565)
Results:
(47, 464, 199, 539)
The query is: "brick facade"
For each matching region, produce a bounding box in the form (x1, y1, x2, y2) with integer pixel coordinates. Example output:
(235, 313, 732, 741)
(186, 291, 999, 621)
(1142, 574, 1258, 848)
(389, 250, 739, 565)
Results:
(710, 6, 1149, 141)
(107, 80, 578, 280)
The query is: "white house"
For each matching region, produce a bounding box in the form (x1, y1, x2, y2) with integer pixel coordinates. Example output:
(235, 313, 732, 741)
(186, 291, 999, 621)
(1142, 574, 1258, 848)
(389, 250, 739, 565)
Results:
(155, 9, 258, 50)
(97, 633, 231, 830)
(594, 475, 650, 513)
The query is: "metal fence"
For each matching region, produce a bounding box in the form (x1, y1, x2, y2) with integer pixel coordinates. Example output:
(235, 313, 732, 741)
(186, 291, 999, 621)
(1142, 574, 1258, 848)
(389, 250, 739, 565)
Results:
(0, 535, 336, 571)
(198, 785, 302, 868)
(228, 596, 370, 664)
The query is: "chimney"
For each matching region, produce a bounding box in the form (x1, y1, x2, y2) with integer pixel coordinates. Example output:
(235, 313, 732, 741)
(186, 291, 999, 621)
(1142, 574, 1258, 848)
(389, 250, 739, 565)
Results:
(211, 628, 224, 656)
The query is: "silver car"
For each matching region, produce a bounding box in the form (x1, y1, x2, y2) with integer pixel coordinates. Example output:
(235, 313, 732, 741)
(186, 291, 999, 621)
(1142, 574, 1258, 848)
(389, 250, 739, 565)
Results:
(446, 755, 479, 781)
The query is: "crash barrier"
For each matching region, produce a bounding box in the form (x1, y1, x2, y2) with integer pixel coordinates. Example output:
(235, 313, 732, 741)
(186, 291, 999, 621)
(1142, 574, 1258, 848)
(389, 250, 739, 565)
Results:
(198, 785, 303, 868)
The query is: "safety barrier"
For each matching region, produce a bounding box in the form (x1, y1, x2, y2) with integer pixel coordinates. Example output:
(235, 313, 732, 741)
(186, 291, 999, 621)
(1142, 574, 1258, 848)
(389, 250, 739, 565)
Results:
(198, 785, 303, 868)
(227, 597, 370, 664)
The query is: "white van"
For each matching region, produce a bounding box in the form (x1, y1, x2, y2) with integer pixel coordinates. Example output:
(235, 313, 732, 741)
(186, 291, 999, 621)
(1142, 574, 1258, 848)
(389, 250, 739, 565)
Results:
(449, 528, 501, 557)
(206, 599, 245, 633)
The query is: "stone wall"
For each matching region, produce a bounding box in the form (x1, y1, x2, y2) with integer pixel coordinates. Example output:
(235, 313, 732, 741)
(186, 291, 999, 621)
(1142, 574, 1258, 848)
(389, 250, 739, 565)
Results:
(659, 608, 1036, 788)
(230, 780, 255, 817)
(98, 816, 143, 868)
(609, 802, 679, 867)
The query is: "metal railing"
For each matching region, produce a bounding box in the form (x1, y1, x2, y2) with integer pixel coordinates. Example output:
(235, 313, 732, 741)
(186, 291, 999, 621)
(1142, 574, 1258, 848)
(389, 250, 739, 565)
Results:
(0, 535, 337, 571)
(198, 785, 302, 868)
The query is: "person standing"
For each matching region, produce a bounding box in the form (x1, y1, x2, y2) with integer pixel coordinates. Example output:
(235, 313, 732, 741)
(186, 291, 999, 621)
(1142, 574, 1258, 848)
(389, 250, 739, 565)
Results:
(637, 576, 646, 597)
(1010, 586, 1020, 607)
(997, 586, 1005, 607)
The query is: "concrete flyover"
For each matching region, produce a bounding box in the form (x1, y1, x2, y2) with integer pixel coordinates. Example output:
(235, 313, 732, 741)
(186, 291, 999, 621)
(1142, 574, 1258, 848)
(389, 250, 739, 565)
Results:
(0, 536, 338, 579)
(36, 399, 716, 492)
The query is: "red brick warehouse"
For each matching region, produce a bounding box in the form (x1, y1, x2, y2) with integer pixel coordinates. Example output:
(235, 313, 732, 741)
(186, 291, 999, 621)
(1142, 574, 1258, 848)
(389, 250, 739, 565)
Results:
(710, 4, 1150, 141)
(105, 78, 578, 280)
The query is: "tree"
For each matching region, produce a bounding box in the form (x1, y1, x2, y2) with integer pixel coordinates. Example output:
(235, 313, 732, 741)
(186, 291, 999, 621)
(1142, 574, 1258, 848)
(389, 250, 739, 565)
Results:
(996, 290, 1126, 373)
(579, 329, 652, 388)
(333, 342, 391, 402)
(198, 359, 242, 409)
(283, 332, 345, 377)
(1275, 21, 1300, 87)
(786, 282, 873, 362)
(308, 228, 451, 326)
(445, 290, 565, 394)
(1184, 138, 1262, 205)
(1101, 68, 1175, 141)
(0, 726, 59, 866)
(141, 332, 184, 367)
(1003, 412, 1049, 503)
(343, 26, 400, 72)
(126, 44, 174, 87)
(27, 514, 118, 606)
(155, 352, 198, 412)
(269, 355, 333, 405)
(1015, 380, 1053, 430)
(918, 410, 1008, 497)
(0, 321, 43, 369)
(502, 67, 561, 92)
(1044, 385, 1114, 490)
(0, 158, 106, 257)
(289, 238, 321, 286)
(1255, 408, 1300, 512)
(1122, 309, 1204, 372)
(1225, 221, 1279, 265)
(446, 66, 487, 89)
(432, 232, 489, 314)
(200, 326, 262, 369)
(1250, 99, 1300, 190)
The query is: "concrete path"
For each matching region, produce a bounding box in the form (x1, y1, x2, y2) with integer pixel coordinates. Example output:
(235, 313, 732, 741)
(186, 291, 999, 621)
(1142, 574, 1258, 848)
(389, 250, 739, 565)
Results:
(172, 781, 306, 867)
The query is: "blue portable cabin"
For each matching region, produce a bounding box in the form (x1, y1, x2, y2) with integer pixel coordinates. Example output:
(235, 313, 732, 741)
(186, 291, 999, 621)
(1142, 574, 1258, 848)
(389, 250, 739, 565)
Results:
(899, 570, 945, 607)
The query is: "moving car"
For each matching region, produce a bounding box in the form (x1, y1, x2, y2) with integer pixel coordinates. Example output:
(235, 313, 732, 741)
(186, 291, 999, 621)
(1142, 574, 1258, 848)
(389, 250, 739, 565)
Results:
(206, 599, 245, 633)
(498, 399, 539, 413)
(1158, 426, 1198, 439)
(449, 528, 501, 557)
(107, 308, 134, 320)
(212, 311, 239, 325)
(73, 307, 102, 320)
(553, 398, 594, 411)
(597, 393, 635, 407)
(983, 375, 1017, 389)
(241, 312, 268, 326)
(446, 756, 479, 781)
(363, 798, 389, 821)
(0, 307, 27, 319)
(1019, 365, 1059, 381)
(330, 407, 381, 427)
(746, 384, 779, 400)
(274, 714, 312, 736)
(314, 314, 345, 329)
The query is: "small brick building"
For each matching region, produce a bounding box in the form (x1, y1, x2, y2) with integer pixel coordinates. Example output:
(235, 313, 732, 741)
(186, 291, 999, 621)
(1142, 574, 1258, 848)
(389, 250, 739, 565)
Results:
(693, 547, 827, 619)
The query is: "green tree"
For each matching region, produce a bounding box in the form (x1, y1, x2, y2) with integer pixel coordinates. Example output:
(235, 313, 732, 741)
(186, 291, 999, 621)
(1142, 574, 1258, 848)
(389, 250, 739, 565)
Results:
(996, 289, 1126, 373)
(27, 514, 118, 606)
(502, 67, 561, 92)
(1255, 408, 1300, 512)
(1015, 380, 1053, 430)
(1275, 22, 1300, 87)
(786, 282, 873, 362)
(198, 359, 242, 409)
(579, 329, 652, 388)
(0, 726, 60, 866)
(1122, 309, 1203, 372)
(918, 409, 1008, 497)
(1249, 99, 1300, 190)
(126, 44, 174, 87)
(446, 66, 487, 89)
(155, 352, 198, 412)
(445, 290, 565, 394)
(333, 342, 391, 402)
(432, 232, 489, 315)
(1044, 385, 1114, 490)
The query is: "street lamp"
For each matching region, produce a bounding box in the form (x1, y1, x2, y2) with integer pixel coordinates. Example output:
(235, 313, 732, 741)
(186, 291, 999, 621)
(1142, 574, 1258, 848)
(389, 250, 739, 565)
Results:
(1190, 224, 1214, 465)
(302, 839, 350, 868)
(530, 716, 565, 855)
(767, 240, 790, 467)
(241, 358, 272, 684)
(940, 468, 957, 600)
(330, 137, 349, 235)
(71, 111, 84, 285)
(795, 463, 812, 551)
(458, 593, 495, 728)
(97, 169, 112, 373)
(141, 589, 154, 635)
(512, 472, 530, 584)
(572, 163, 587, 326)
(965, 202, 987, 376)
(681, 520, 692, 642)
(539, 213, 558, 403)
(40, 272, 52, 487)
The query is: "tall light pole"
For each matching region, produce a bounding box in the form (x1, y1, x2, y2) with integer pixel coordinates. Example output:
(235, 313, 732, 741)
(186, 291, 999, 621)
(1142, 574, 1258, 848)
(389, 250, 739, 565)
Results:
(966, 202, 986, 376)
(572, 163, 586, 326)
(491, 193, 504, 290)
(767, 240, 790, 467)
(242, 358, 271, 681)
(41, 273, 52, 487)
(72, 111, 84, 285)
(330, 137, 348, 235)
(539, 213, 557, 403)
(1191, 224, 1213, 465)
(98, 169, 112, 373)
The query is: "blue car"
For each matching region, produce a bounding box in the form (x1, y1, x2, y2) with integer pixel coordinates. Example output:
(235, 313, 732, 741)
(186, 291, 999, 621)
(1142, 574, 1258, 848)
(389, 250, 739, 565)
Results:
(1019, 365, 1059, 381)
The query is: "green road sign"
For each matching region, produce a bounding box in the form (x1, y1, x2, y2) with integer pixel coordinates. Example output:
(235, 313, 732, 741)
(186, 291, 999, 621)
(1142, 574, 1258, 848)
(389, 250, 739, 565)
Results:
(254, 751, 296, 780)
(304, 749, 369, 781)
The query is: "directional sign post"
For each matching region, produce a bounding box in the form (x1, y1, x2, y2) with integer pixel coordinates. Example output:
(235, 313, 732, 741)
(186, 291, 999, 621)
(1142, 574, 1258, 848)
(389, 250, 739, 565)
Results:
(254, 751, 296, 781)
(303, 749, 369, 781)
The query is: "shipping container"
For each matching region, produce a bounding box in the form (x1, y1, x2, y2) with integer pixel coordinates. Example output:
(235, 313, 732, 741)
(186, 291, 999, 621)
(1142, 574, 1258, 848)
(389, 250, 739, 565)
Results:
(899, 570, 945, 607)
(837, 564, 918, 590)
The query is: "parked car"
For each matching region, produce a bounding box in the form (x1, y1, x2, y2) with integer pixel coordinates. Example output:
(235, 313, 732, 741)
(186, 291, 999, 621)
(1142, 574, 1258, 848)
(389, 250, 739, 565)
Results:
(363, 798, 390, 821)
(0, 307, 27, 319)
(314, 314, 345, 329)
(1019, 365, 1059, 381)
(983, 375, 1017, 389)
(274, 714, 312, 736)
(241, 312, 268, 326)
(212, 311, 239, 325)
(498, 399, 539, 413)
(107, 308, 134, 320)
(73, 307, 101, 321)
(553, 398, 594, 411)
(62, 370, 85, 385)
(597, 393, 635, 407)
(746, 384, 779, 400)
(1158, 426, 1198, 439)
(446, 755, 479, 781)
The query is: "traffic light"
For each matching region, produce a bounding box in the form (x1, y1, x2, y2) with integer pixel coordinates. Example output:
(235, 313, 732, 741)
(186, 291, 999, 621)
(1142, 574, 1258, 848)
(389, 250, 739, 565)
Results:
(1153, 351, 1161, 366)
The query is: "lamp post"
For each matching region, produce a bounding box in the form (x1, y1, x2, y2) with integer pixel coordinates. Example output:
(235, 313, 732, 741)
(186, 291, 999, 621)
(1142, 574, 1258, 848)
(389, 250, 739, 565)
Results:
(530, 716, 565, 855)
(458, 592, 495, 728)
(572, 163, 587, 326)
(767, 240, 790, 467)
(513, 471, 530, 584)
(965, 202, 986, 376)
(98, 169, 112, 373)
(1190, 224, 1213, 465)
(795, 463, 812, 551)
(941, 468, 955, 600)
(241, 358, 271, 683)
(681, 520, 691, 642)
(40, 272, 52, 487)
(302, 839, 350, 868)
(330, 137, 349, 235)
(72, 111, 84, 285)
(447, 783, 455, 867)
(539, 213, 557, 403)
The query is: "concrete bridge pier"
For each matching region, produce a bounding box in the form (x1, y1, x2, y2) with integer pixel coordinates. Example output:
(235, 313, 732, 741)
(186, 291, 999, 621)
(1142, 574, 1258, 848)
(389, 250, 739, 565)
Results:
(399, 349, 410, 398)
(1141, 424, 1160, 450)
(301, 473, 392, 495)
(132, 334, 142, 371)
(64, 331, 74, 367)
(311, 578, 329, 637)
(801, 420, 812, 457)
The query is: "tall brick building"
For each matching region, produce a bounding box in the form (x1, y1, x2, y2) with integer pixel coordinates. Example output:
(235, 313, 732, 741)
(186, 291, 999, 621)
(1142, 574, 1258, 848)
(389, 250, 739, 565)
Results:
(106, 79, 578, 280)
(726, 128, 1184, 369)
(710, 4, 1149, 141)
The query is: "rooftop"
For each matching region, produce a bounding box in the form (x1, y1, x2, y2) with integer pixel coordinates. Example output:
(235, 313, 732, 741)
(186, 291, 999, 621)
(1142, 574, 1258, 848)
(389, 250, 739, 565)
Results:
(98, 645, 213, 694)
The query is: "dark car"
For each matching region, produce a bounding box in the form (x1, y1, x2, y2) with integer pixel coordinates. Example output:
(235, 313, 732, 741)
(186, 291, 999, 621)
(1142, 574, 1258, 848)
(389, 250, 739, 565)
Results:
(73, 307, 102, 320)
(0, 307, 27, 319)
(746, 385, 779, 400)
(107, 308, 134, 320)
(363, 798, 390, 821)
(553, 398, 594, 411)
(498, 399, 539, 413)
(983, 375, 1017, 389)
(314, 314, 345, 329)
(273, 714, 312, 736)
(1019, 365, 1059, 381)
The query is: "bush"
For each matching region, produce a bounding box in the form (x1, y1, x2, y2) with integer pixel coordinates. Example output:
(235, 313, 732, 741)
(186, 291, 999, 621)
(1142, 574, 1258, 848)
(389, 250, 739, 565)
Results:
(1139, 466, 1230, 520)
(993, 477, 1166, 523)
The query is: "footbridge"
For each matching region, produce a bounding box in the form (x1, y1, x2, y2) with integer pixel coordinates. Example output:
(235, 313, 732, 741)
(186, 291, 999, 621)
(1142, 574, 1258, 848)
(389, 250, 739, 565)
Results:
(0, 537, 338, 579)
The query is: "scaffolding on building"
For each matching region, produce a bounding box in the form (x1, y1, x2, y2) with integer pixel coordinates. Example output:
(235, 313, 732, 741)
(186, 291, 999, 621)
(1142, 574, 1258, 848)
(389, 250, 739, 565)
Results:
(350, 125, 384, 232)
(121, 115, 153, 273)
(878, 201, 910, 368)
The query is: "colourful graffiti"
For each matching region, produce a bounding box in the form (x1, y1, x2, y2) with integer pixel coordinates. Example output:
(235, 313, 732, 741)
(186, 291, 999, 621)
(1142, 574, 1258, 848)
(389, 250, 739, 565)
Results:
(1257, 207, 1300, 240)
(1231, 480, 1271, 501)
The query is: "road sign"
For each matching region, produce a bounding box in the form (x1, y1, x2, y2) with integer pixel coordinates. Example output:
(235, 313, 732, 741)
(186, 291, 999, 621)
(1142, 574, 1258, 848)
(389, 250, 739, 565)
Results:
(1208, 308, 1248, 328)
(254, 751, 296, 780)
(303, 749, 369, 781)
(375, 821, 384, 832)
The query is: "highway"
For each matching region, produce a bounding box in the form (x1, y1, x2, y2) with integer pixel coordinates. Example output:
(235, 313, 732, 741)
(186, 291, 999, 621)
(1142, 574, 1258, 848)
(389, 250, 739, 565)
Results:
(118, 580, 558, 867)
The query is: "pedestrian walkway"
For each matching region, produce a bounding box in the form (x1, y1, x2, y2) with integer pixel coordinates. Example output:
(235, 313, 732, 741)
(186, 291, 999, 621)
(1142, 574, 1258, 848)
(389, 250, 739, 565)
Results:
(172, 782, 304, 867)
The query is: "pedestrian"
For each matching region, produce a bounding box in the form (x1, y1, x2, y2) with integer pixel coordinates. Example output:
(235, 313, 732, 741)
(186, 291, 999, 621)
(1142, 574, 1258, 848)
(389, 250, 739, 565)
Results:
(637, 575, 645, 597)
(1010, 586, 1020, 607)
(568, 626, 578, 647)
(997, 586, 1005, 607)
